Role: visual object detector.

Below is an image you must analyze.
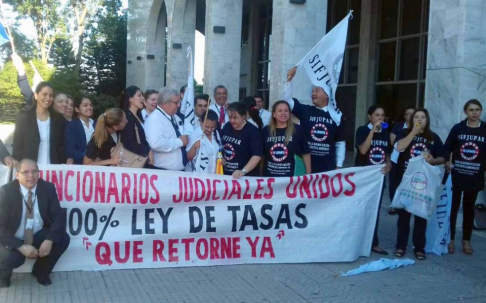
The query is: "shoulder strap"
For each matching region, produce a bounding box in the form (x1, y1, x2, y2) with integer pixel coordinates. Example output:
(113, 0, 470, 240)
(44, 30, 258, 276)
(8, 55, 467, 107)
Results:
(134, 124, 141, 144)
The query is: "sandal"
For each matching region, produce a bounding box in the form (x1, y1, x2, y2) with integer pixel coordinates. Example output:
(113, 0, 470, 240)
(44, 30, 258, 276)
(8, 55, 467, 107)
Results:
(415, 252, 426, 260)
(394, 249, 405, 257)
(448, 240, 455, 254)
(462, 240, 473, 255)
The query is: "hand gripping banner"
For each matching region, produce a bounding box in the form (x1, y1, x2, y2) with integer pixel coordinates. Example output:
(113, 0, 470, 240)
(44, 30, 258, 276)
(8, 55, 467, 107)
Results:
(5, 164, 384, 272)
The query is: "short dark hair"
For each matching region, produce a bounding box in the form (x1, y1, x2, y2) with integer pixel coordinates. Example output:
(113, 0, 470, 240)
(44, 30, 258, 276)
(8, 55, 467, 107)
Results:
(194, 94, 210, 106)
(180, 85, 187, 95)
(214, 85, 227, 95)
(16, 158, 38, 171)
(144, 89, 158, 100)
(464, 99, 482, 111)
(202, 109, 218, 123)
(253, 93, 264, 101)
(367, 105, 385, 116)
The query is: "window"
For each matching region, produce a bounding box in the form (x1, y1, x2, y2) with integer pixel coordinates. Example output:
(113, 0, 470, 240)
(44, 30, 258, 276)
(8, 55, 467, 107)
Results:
(255, 0, 272, 107)
(376, 0, 429, 124)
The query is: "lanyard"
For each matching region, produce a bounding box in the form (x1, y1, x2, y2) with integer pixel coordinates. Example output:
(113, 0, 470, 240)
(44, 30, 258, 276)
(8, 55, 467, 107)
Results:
(157, 108, 178, 127)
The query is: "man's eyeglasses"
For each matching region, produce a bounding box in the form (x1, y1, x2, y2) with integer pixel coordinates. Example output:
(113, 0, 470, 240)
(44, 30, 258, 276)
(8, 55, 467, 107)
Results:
(18, 170, 39, 176)
(170, 101, 181, 106)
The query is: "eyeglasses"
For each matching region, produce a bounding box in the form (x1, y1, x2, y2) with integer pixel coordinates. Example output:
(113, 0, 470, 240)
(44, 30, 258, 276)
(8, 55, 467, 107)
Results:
(18, 170, 39, 176)
(170, 101, 181, 106)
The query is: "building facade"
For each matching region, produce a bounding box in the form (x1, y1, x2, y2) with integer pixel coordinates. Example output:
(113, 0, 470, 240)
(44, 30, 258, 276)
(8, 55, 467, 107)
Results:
(127, 0, 486, 146)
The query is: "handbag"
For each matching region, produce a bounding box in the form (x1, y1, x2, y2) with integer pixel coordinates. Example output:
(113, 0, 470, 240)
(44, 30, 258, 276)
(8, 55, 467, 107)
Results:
(110, 124, 148, 168)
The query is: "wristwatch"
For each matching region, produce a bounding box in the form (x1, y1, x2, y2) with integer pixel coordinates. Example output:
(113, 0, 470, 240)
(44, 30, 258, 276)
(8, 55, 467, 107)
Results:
(241, 169, 248, 175)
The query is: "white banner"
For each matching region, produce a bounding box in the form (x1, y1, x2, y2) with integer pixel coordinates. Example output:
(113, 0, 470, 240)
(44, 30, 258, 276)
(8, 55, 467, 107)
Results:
(6, 164, 384, 272)
(425, 175, 452, 255)
(296, 12, 352, 126)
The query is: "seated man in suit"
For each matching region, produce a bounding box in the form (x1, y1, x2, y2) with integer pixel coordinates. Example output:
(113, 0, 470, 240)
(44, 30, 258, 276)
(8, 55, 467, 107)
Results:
(0, 139, 17, 168)
(0, 159, 70, 287)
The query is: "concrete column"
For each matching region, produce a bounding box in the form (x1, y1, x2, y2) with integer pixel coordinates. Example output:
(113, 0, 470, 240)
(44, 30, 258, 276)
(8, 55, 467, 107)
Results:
(203, 0, 243, 102)
(269, 0, 328, 107)
(355, 0, 380, 129)
(426, 0, 486, 140)
(127, 0, 155, 89)
(145, 0, 168, 90)
(166, 0, 197, 90)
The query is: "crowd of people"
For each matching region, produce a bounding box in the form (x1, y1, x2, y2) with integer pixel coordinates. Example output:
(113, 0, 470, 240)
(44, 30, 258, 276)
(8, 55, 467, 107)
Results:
(0, 58, 485, 288)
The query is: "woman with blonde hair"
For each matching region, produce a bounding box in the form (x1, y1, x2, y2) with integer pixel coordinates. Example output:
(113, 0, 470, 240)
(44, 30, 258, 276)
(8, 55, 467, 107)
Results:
(83, 108, 128, 166)
(261, 100, 311, 177)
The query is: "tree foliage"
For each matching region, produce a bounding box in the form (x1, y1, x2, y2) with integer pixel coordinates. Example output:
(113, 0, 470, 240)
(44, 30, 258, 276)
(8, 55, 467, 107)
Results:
(0, 0, 127, 122)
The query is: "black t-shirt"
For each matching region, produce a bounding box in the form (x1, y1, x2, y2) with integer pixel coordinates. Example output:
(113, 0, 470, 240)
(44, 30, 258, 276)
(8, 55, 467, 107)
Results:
(395, 130, 445, 181)
(291, 99, 346, 173)
(262, 124, 310, 177)
(354, 125, 391, 166)
(445, 120, 486, 192)
(391, 122, 406, 137)
(222, 122, 263, 176)
(85, 133, 117, 164)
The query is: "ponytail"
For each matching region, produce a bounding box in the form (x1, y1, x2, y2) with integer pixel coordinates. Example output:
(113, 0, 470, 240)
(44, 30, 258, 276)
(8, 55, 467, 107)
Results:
(93, 108, 124, 148)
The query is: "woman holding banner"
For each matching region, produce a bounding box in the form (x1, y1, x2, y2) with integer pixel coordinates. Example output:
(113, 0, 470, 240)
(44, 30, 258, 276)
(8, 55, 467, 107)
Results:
(65, 97, 95, 165)
(221, 102, 263, 178)
(187, 110, 222, 173)
(354, 105, 392, 255)
(394, 109, 445, 260)
(262, 100, 311, 177)
(83, 108, 127, 166)
(444, 99, 486, 255)
(13, 82, 66, 165)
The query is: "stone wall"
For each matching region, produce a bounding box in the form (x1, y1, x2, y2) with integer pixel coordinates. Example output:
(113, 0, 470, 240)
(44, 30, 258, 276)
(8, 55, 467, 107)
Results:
(426, 0, 486, 140)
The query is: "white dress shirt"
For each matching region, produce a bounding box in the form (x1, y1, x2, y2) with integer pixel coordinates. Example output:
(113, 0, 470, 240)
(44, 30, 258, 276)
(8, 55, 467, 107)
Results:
(15, 184, 44, 240)
(82, 118, 95, 144)
(259, 109, 272, 126)
(209, 103, 229, 127)
(188, 127, 221, 174)
(37, 118, 50, 165)
(144, 106, 185, 170)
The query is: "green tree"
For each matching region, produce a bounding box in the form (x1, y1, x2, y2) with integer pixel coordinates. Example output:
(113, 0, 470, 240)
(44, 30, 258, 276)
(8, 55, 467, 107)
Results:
(82, 0, 126, 96)
(7, 0, 64, 63)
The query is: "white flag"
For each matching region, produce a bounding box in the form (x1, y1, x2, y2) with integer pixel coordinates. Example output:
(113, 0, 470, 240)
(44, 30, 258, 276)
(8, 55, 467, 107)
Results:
(181, 46, 196, 135)
(296, 12, 352, 126)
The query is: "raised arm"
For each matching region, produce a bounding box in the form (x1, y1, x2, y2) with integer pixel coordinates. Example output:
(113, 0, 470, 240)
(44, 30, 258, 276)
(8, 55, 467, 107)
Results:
(11, 53, 34, 107)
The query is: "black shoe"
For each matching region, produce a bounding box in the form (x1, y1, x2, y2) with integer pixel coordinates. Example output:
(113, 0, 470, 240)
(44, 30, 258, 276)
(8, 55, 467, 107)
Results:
(0, 279, 10, 288)
(36, 276, 52, 286)
(372, 247, 389, 255)
(388, 208, 397, 215)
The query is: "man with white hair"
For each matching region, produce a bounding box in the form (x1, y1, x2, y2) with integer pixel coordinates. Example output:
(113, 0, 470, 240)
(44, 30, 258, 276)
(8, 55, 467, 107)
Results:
(145, 87, 189, 171)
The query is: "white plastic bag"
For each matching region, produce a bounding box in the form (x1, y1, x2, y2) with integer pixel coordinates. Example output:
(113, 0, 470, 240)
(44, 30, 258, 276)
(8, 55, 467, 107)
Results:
(391, 156, 443, 220)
